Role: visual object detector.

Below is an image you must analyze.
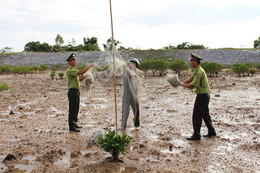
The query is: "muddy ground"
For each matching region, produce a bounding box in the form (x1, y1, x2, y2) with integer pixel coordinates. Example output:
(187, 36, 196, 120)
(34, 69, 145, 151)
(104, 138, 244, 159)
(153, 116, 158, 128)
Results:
(0, 71, 259, 173)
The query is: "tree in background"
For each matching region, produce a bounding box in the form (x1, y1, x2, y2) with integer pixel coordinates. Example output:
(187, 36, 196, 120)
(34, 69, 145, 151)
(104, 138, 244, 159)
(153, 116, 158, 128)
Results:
(169, 59, 188, 76)
(163, 44, 175, 50)
(253, 37, 260, 48)
(163, 42, 206, 50)
(24, 41, 51, 52)
(153, 59, 169, 76)
(55, 34, 64, 47)
(0, 47, 13, 53)
(83, 37, 101, 51)
(118, 46, 133, 51)
(53, 34, 64, 52)
(139, 61, 153, 76)
(201, 62, 225, 77)
(103, 37, 121, 51)
(232, 63, 242, 77)
(231, 63, 250, 77)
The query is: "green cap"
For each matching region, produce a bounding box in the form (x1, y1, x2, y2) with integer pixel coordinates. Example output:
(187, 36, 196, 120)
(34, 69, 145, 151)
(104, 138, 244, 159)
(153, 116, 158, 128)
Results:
(66, 53, 76, 61)
(190, 53, 202, 61)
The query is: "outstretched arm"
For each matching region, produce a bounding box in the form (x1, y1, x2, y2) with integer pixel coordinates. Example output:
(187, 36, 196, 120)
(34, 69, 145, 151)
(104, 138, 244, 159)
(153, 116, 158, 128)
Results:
(78, 63, 95, 75)
(180, 78, 194, 89)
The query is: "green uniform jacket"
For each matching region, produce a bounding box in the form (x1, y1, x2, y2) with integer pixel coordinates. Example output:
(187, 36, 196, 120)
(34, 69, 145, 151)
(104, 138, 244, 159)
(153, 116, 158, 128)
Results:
(67, 67, 80, 89)
(191, 65, 210, 94)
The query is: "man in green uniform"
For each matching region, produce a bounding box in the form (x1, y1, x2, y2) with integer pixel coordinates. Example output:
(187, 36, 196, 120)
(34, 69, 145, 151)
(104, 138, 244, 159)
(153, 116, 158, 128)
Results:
(66, 53, 95, 132)
(180, 53, 216, 140)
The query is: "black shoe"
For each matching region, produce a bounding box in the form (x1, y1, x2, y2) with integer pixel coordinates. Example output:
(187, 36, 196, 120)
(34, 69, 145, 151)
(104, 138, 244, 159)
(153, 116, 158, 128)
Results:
(203, 133, 216, 137)
(187, 135, 201, 141)
(69, 128, 80, 132)
(75, 124, 82, 128)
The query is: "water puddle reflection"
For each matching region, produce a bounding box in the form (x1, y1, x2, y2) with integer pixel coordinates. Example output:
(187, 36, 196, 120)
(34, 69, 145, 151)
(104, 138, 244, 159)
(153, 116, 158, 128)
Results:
(22, 155, 36, 162)
(14, 164, 34, 172)
(54, 152, 71, 168)
(92, 98, 109, 102)
(161, 148, 181, 154)
(50, 107, 63, 114)
(90, 104, 107, 109)
(0, 119, 8, 122)
(212, 143, 235, 155)
(119, 167, 138, 173)
(10, 138, 21, 142)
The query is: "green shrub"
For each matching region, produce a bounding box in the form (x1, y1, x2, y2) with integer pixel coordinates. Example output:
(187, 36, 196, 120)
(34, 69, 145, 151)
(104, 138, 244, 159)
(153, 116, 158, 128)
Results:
(58, 72, 65, 79)
(50, 71, 56, 79)
(201, 62, 225, 77)
(232, 63, 242, 77)
(169, 59, 188, 77)
(249, 69, 256, 76)
(153, 59, 169, 76)
(139, 61, 153, 76)
(240, 63, 250, 76)
(0, 82, 8, 91)
(232, 63, 250, 77)
(97, 130, 133, 161)
(255, 64, 260, 69)
(39, 65, 48, 73)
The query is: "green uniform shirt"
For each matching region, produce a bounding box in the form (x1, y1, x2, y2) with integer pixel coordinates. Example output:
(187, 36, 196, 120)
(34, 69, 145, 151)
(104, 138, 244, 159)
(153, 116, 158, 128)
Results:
(67, 67, 80, 89)
(191, 65, 210, 94)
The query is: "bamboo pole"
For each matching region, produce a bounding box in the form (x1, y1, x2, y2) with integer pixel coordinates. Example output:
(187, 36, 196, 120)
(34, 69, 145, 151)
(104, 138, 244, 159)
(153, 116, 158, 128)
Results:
(109, 0, 118, 133)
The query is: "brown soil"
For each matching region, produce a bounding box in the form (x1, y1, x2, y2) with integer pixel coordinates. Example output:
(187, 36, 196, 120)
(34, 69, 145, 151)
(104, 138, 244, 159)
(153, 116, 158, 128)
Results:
(0, 71, 259, 173)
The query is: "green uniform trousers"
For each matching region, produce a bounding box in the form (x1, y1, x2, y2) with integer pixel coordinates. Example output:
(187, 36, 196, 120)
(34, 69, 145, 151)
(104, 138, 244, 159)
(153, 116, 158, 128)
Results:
(193, 93, 216, 137)
(68, 88, 80, 129)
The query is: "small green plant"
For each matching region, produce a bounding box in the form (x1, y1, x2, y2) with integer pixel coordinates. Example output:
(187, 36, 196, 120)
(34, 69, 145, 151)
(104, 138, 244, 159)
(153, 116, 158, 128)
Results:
(249, 69, 256, 76)
(39, 65, 48, 73)
(0, 82, 8, 91)
(97, 130, 133, 162)
(255, 64, 260, 69)
(58, 72, 65, 79)
(50, 71, 56, 79)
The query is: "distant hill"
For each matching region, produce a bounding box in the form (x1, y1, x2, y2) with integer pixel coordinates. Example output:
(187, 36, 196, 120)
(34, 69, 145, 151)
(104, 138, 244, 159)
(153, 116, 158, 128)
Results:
(1, 49, 259, 67)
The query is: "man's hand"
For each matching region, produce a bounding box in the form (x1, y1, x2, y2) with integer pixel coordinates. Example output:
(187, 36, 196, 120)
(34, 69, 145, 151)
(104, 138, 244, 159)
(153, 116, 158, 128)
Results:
(89, 63, 95, 68)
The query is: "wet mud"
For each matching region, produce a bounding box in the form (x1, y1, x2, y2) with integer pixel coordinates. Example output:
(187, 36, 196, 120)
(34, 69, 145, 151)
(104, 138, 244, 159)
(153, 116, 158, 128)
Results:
(0, 71, 259, 172)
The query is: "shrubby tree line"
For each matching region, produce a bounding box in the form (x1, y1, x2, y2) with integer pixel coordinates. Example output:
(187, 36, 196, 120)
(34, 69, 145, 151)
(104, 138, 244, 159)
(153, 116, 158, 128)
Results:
(1, 35, 260, 53)
(231, 63, 257, 77)
(0, 59, 259, 92)
(0, 65, 48, 76)
(138, 58, 259, 77)
(138, 58, 225, 77)
(163, 42, 207, 50)
(23, 35, 135, 52)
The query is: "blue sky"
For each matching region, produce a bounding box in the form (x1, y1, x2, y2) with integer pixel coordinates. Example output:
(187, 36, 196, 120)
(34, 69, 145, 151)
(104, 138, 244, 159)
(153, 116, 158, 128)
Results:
(1, 0, 260, 52)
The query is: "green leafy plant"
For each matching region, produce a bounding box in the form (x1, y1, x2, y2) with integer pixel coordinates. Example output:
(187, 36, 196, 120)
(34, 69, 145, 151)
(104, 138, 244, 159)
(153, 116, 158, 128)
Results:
(256, 64, 260, 69)
(58, 72, 65, 79)
(249, 69, 256, 76)
(39, 65, 48, 73)
(169, 59, 188, 77)
(97, 130, 133, 162)
(50, 71, 56, 79)
(201, 62, 225, 77)
(139, 61, 152, 76)
(0, 82, 8, 91)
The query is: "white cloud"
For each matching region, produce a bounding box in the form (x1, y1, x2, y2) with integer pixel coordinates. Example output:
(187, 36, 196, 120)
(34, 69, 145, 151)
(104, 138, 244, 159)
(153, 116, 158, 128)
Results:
(0, 0, 260, 51)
